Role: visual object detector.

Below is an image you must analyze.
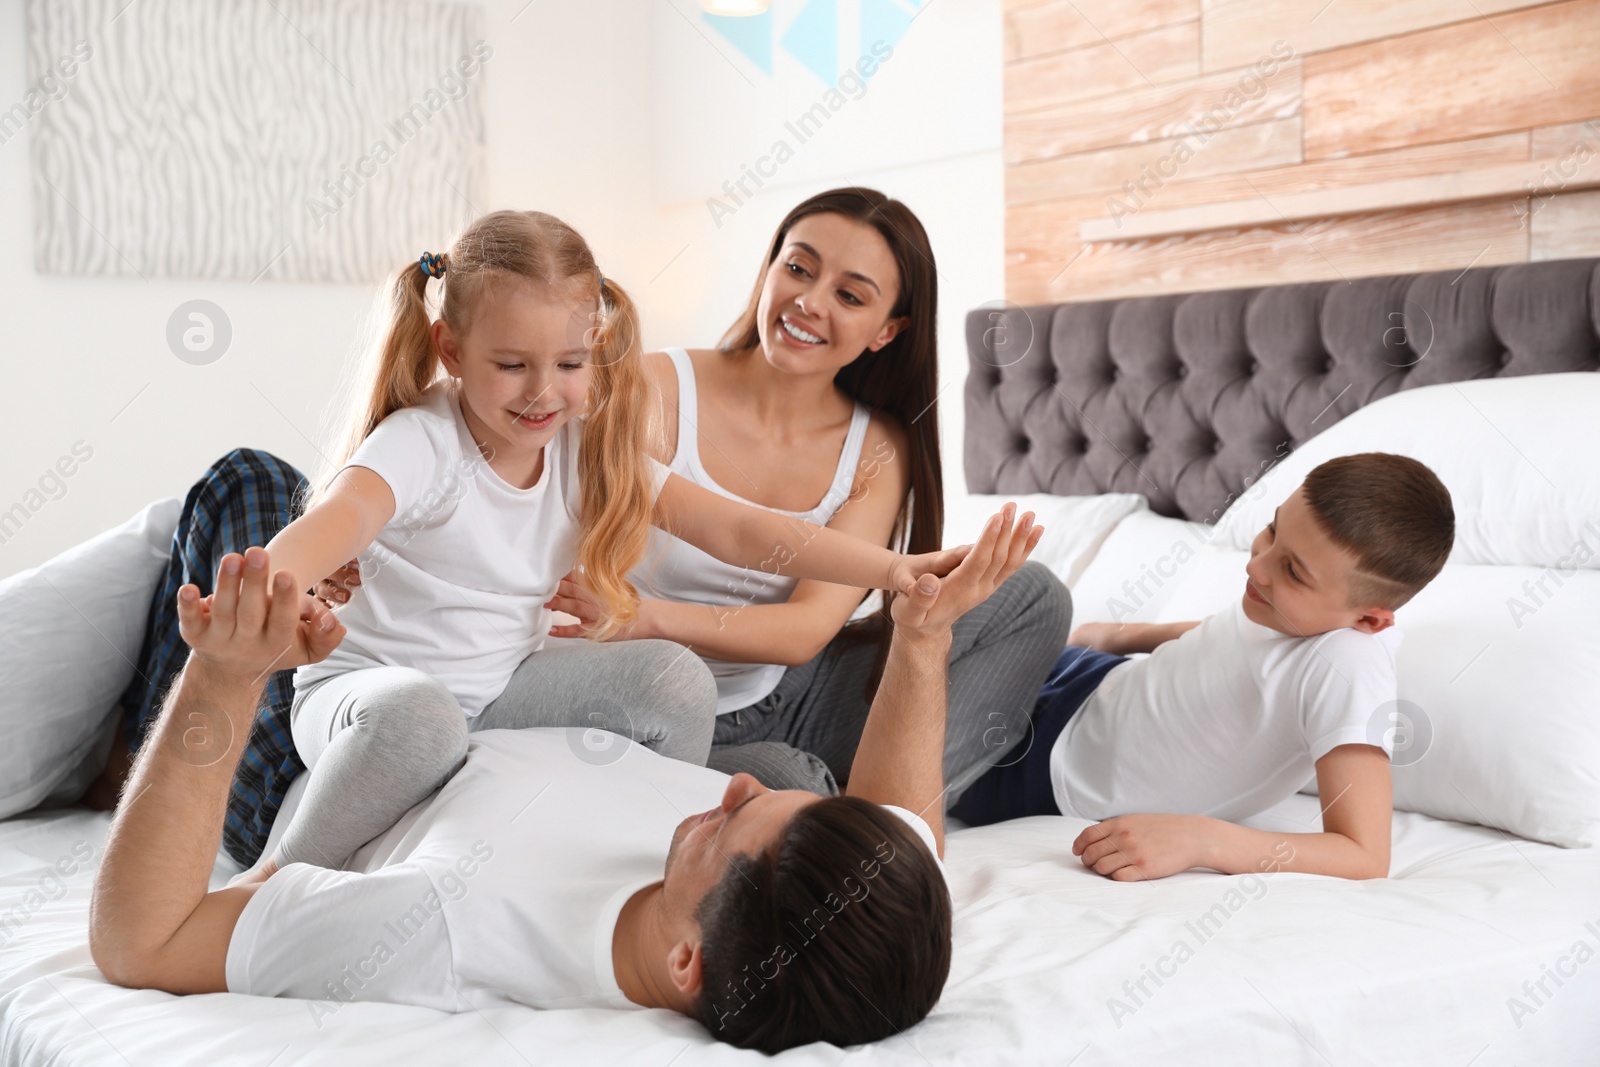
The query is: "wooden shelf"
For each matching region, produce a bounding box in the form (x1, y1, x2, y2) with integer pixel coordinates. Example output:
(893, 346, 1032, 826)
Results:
(1078, 160, 1600, 243)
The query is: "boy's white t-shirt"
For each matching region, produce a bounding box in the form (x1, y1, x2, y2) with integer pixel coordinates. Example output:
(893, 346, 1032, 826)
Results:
(295, 382, 666, 717)
(225, 729, 943, 1011)
(1050, 599, 1403, 822)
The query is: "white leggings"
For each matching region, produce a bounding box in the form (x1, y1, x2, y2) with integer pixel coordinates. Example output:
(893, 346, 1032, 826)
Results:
(271, 639, 717, 869)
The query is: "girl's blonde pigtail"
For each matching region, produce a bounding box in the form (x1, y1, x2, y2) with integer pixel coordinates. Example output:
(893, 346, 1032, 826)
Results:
(574, 276, 658, 640)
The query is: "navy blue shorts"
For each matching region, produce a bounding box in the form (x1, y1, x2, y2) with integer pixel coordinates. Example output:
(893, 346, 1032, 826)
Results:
(950, 646, 1127, 827)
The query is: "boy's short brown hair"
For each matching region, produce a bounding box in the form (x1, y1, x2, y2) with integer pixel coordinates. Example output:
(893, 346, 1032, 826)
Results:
(1301, 453, 1455, 610)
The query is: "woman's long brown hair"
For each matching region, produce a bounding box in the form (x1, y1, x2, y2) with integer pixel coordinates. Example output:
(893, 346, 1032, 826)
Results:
(717, 187, 943, 666)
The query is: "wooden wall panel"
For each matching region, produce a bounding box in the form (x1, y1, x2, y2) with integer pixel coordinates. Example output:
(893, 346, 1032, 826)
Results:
(1123, 132, 1529, 206)
(1012, 200, 1529, 304)
(1072, 131, 1532, 236)
(1200, 0, 1553, 72)
(1004, 0, 1197, 62)
(1532, 118, 1600, 159)
(1002, 0, 1595, 305)
(1302, 0, 1600, 160)
(1006, 118, 1301, 205)
(1007, 59, 1300, 163)
(1532, 190, 1600, 260)
(1005, 21, 1199, 113)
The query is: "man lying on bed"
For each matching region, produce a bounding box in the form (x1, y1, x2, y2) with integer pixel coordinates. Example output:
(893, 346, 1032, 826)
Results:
(88, 502, 1042, 1053)
(952, 454, 1454, 883)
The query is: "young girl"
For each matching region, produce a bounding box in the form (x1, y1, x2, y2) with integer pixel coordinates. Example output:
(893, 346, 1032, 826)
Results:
(249, 210, 962, 872)
(515, 190, 1073, 802)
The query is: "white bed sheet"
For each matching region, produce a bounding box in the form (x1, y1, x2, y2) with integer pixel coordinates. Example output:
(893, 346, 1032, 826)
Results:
(4, 796, 1597, 1066)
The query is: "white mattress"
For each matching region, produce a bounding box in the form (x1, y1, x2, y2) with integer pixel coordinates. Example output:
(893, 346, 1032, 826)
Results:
(4, 796, 1598, 1065)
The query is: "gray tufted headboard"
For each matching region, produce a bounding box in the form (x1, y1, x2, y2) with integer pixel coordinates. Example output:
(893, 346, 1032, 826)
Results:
(965, 257, 1600, 523)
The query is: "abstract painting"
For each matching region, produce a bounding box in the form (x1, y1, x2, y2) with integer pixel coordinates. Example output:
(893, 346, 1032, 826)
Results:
(23, 0, 487, 283)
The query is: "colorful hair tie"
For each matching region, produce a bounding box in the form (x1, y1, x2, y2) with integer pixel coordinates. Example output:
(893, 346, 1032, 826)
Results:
(419, 251, 447, 278)
(597, 269, 607, 288)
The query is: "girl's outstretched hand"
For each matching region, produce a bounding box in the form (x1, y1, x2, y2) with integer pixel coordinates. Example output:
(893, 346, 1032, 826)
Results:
(890, 504, 1042, 635)
(889, 544, 970, 594)
(316, 558, 362, 608)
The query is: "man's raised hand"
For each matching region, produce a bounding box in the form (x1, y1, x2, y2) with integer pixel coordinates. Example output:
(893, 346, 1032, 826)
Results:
(176, 546, 345, 680)
(892, 503, 1042, 635)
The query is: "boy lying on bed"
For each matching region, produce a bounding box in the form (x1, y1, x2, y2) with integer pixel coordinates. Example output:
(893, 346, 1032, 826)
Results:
(89, 503, 1043, 1053)
(951, 453, 1454, 882)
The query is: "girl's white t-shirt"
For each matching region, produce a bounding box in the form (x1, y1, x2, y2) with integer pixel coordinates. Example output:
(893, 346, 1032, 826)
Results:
(295, 381, 665, 717)
(1050, 599, 1404, 822)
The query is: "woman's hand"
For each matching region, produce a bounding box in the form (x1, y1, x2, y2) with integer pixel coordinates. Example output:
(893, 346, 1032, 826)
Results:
(316, 558, 361, 609)
(545, 570, 647, 641)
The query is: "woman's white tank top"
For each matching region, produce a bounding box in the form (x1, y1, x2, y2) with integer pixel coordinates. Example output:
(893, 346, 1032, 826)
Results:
(630, 347, 872, 714)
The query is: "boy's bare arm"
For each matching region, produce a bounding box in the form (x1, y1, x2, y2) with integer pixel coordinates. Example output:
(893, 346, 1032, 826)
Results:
(1071, 744, 1392, 881)
(1068, 620, 1201, 656)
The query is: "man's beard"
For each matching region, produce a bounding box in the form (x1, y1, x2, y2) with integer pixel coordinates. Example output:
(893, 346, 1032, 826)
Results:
(661, 816, 693, 879)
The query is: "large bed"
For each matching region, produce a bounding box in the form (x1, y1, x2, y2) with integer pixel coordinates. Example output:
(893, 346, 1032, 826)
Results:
(5, 259, 1600, 1064)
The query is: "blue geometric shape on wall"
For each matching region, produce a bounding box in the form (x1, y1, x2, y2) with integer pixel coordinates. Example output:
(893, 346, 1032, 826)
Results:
(860, 0, 916, 58)
(704, 9, 773, 75)
(780, 0, 837, 85)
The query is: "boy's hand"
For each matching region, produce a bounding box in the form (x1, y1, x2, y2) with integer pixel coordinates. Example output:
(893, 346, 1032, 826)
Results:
(1068, 622, 1136, 655)
(1072, 814, 1215, 881)
(1067, 620, 1202, 656)
(177, 547, 346, 680)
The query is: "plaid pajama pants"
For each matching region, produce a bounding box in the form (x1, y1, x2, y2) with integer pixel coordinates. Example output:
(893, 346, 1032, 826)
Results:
(119, 448, 309, 866)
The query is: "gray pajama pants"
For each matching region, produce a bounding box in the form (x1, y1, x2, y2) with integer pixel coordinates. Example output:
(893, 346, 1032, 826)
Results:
(272, 639, 717, 869)
(707, 561, 1074, 806)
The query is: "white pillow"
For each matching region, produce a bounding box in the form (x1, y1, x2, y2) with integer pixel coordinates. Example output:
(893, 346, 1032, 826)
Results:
(1387, 563, 1600, 847)
(1145, 543, 1600, 848)
(1211, 372, 1600, 570)
(945, 493, 1147, 588)
(1068, 509, 1221, 625)
(0, 498, 181, 817)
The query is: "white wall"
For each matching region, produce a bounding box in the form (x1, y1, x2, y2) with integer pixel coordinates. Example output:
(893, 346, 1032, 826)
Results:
(0, 0, 656, 578)
(634, 0, 1004, 516)
(0, 0, 1001, 578)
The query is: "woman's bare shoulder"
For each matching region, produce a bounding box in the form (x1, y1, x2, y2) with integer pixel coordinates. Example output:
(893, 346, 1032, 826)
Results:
(863, 407, 910, 456)
(643, 349, 678, 387)
(644, 348, 723, 386)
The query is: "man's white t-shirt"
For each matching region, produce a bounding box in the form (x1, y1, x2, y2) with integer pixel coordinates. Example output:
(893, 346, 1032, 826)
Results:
(295, 382, 665, 717)
(225, 730, 942, 1012)
(1050, 599, 1403, 822)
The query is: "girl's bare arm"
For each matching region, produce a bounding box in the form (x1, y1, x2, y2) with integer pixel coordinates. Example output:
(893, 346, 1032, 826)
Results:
(562, 419, 911, 664)
(263, 466, 396, 596)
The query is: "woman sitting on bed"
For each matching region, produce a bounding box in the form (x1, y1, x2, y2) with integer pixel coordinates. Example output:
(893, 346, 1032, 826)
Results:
(91, 187, 1072, 868)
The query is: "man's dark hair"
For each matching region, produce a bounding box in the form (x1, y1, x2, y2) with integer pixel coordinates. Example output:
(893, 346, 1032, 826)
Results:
(1301, 452, 1455, 610)
(692, 795, 952, 1053)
